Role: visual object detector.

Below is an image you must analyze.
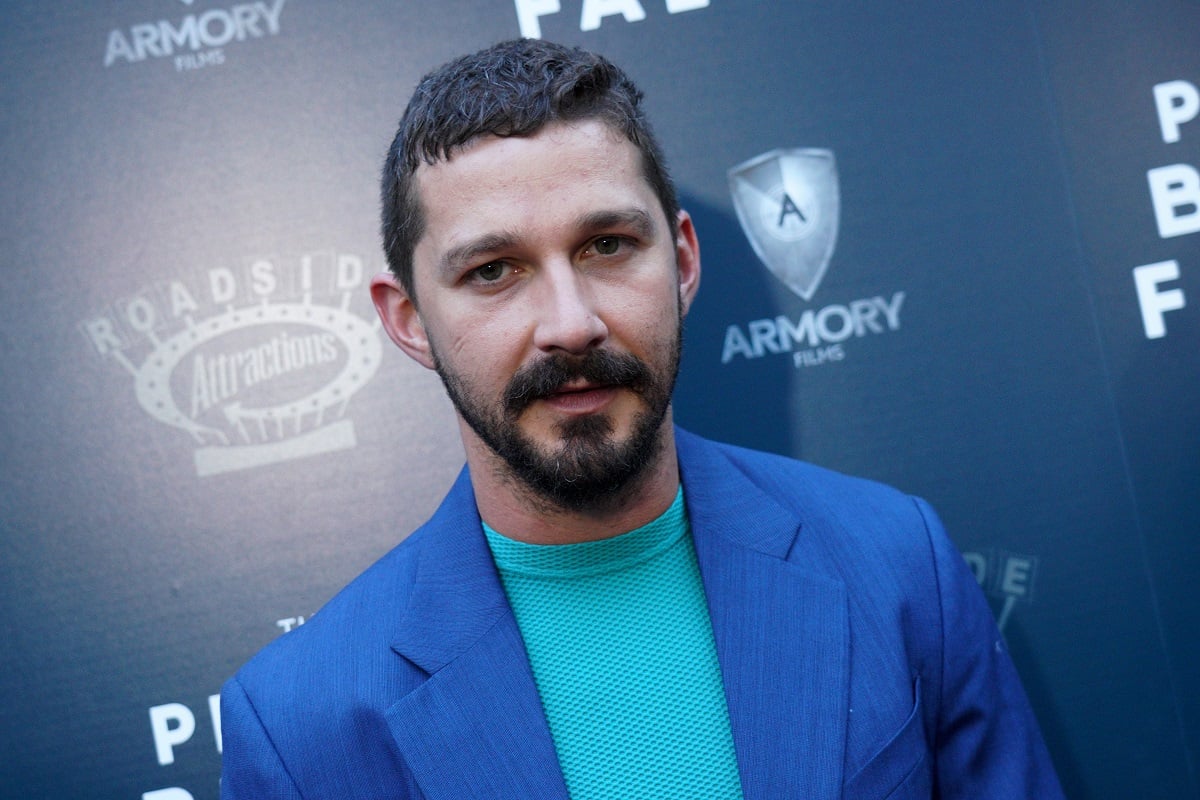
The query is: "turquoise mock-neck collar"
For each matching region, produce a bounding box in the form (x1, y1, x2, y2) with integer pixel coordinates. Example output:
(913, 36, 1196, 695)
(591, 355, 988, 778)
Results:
(483, 487, 686, 579)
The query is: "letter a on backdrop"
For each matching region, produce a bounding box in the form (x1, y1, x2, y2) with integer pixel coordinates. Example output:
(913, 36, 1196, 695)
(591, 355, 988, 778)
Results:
(729, 148, 840, 301)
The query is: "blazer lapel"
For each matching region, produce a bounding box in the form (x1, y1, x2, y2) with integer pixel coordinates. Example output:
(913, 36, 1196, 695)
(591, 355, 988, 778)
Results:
(383, 435, 851, 799)
(678, 431, 849, 800)
(384, 469, 568, 800)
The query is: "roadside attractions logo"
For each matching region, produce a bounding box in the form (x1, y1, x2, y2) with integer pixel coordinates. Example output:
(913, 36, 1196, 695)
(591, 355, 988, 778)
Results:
(724, 148, 906, 368)
(81, 251, 382, 477)
(103, 0, 287, 72)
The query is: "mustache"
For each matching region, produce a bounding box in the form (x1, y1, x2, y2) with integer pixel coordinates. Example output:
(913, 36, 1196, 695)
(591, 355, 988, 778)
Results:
(503, 349, 652, 416)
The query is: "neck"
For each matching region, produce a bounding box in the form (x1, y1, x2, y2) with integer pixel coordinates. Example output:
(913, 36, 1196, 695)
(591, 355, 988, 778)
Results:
(462, 417, 681, 545)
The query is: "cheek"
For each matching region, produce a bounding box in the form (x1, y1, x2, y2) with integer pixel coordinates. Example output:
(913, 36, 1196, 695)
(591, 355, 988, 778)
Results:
(609, 281, 680, 346)
(436, 313, 529, 384)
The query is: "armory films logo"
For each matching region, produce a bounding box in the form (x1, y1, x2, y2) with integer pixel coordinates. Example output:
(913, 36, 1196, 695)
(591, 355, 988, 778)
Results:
(730, 148, 839, 302)
(81, 251, 382, 477)
(103, 0, 287, 72)
(724, 148, 906, 369)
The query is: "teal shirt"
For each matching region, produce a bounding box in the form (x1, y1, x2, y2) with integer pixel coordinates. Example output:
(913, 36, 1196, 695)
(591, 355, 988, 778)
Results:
(483, 489, 745, 800)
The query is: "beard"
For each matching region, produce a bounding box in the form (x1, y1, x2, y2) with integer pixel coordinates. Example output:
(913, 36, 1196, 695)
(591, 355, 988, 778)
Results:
(431, 321, 682, 515)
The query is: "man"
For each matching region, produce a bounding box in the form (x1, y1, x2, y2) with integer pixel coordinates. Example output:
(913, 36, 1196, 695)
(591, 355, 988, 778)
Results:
(221, 39, 1064, 799)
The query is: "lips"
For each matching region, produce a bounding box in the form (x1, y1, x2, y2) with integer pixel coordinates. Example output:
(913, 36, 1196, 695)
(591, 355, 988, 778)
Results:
(503, 349, 650, 417)
(539, 382, 620, 414)
(550, 379, 610, 395)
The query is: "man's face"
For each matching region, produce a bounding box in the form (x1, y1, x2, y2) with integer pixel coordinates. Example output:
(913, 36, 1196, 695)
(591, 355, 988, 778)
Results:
(383, 120, 699, 513)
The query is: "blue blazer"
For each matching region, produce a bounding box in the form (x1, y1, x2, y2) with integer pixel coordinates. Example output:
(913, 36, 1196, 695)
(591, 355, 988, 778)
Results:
(221, 429, 1063, 799)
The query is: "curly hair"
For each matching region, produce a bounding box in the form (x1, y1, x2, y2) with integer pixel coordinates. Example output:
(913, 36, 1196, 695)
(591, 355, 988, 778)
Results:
(380, 39, 679, 300)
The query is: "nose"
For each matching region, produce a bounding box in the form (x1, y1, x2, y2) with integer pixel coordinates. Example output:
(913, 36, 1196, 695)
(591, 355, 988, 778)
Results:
(531, 261, 609, 354)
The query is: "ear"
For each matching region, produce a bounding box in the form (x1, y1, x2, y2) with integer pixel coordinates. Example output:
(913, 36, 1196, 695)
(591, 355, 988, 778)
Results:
(369, 272, 436, 370)
(674, 209, 701, 316)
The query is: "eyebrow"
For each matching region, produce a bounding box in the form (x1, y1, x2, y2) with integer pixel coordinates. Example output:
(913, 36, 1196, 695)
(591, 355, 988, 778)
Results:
(435, 207, 660, 278)
(436, 232, 520, 278)
(575, 208, 658, 240)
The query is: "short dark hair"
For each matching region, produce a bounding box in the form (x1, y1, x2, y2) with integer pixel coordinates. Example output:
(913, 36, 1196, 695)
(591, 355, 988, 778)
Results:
(380, 38, 680, 300)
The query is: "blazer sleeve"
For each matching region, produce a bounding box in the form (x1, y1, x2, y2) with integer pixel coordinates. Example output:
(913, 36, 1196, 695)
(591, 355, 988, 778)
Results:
(220, 677, 304, 800)
(917, 497, 1066, 799)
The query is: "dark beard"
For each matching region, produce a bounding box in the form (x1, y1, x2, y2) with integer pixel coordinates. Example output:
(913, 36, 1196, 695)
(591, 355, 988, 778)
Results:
(433, 329, 681, 514)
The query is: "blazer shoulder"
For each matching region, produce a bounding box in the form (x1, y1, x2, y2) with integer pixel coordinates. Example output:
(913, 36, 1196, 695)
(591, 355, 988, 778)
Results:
(229, 518, 435, 707)
(681, 430, 951, 598)
(221, 528, 436, 798)
(221, 470, 490, 796)
(230, 467, 481, 700)
(698, 434, 926, 528)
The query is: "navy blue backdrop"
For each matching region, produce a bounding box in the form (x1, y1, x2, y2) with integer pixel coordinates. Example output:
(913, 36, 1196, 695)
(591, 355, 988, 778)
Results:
(1, 2, 1196, 797)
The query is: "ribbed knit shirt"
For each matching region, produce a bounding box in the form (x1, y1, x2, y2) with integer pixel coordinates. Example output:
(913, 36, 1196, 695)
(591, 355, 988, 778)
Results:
(482, 489, 745, 800)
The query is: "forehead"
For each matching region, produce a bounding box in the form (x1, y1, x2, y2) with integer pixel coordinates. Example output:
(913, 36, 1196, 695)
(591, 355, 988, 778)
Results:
(410, 120, 660, 262)
(417, 118, 640, 187)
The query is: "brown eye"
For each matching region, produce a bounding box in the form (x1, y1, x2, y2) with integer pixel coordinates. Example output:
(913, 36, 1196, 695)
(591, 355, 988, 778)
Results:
(474, 262, 507, 282)
(593, 236, 621, 255)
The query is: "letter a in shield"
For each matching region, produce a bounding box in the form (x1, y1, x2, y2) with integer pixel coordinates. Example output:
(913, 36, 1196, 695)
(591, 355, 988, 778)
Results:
(728, 149, 839, 301)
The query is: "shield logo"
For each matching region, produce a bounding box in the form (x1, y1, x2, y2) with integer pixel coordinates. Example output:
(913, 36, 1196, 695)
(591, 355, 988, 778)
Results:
(728, 148, 839, 301)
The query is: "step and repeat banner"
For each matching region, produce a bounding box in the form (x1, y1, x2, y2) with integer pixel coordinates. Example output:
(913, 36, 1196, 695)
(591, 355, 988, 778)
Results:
(1, 2, 1196, 797)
